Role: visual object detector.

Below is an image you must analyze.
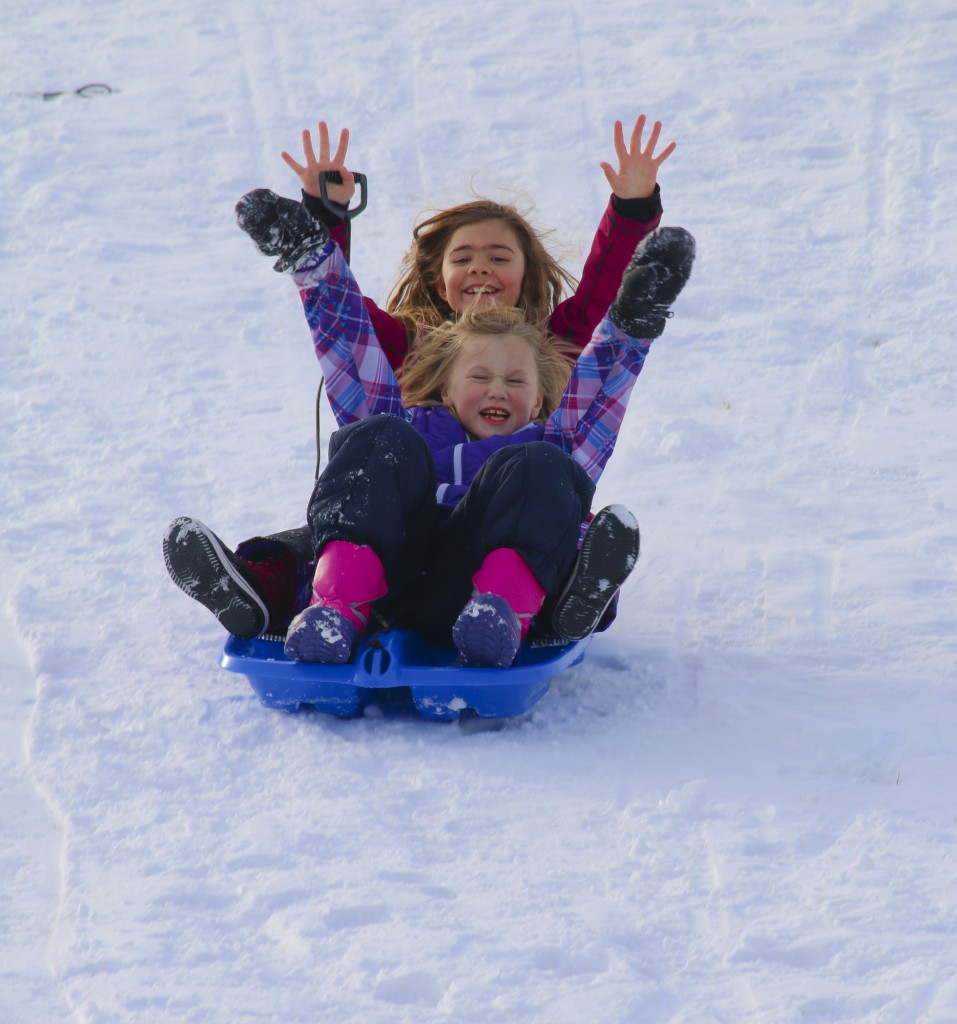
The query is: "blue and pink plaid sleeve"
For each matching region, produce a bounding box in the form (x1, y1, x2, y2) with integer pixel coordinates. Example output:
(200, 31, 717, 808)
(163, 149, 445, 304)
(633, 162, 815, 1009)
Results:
(290, 240, 648, 486)
(291, 243, 407, 427)
(544, 316, 652, 483)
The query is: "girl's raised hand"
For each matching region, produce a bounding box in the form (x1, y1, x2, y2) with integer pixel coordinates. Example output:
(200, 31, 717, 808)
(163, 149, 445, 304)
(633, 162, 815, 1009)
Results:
(281, 121, 355, 204)
(599, 115, 676, 200)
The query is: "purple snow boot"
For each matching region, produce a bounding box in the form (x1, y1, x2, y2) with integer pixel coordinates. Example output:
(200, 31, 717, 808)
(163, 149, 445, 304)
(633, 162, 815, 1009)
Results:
(283, 541, 387, 663)
(452, 593, 523, 669)
(283, 605, 361, 664)
(452, 548, 547, 668)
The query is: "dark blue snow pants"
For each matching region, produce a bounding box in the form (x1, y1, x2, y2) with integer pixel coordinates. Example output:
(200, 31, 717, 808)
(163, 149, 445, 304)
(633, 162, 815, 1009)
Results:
(306, 415, 595, 644)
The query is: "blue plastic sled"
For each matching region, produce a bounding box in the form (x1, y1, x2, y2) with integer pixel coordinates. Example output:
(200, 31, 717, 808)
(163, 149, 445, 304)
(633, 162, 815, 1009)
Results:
(220, 629, 590, 721)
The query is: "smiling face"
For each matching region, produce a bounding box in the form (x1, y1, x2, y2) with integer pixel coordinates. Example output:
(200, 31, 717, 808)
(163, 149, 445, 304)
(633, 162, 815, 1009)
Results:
(435, 220, 526, 313)
(440, 332, 544, 439)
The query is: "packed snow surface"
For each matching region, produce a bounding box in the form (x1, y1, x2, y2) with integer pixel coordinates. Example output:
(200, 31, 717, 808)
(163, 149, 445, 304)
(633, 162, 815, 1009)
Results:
(2, 0, 956, 1021)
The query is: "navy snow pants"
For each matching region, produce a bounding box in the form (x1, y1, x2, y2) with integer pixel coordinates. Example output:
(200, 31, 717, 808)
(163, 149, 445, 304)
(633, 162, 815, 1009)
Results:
(305, 415, 595, 645)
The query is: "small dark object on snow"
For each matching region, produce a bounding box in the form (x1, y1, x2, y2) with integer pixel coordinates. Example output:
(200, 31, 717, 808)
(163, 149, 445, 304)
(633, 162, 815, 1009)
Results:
(39, 83, 115, 101)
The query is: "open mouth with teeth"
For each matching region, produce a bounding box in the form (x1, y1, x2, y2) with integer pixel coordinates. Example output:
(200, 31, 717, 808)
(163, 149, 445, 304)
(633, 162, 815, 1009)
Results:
(480, 408, 510, 423)
(465, 285, 498, 296)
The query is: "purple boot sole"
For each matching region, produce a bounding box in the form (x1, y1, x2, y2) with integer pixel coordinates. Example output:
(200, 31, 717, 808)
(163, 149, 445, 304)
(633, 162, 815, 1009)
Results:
(452, 593, 521, 668)
(284, 604, 360, 664)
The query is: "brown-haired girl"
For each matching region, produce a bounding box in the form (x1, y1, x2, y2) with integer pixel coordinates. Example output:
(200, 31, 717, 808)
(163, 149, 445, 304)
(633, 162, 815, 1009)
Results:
(282, 117, 676, 367)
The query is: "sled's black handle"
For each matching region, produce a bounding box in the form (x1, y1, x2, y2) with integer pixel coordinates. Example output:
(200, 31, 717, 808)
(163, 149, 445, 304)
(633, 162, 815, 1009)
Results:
(318, 170, 368, 222)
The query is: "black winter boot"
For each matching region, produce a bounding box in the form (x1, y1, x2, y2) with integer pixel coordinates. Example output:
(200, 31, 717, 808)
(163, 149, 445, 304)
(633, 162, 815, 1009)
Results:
(163, 516, 270, 639)
(610, 227, 696, 339)
(551, 505, 640, 642)
(235, 188, 329, 272)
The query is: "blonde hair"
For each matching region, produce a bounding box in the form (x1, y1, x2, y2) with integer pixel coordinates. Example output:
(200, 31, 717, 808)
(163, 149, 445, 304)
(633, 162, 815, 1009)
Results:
(386, 200, 577, 343)
(399, 307, 575, 424)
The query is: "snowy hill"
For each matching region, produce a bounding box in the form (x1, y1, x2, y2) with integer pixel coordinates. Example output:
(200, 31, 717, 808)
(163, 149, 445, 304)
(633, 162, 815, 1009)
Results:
(2, 0, 956, 1020)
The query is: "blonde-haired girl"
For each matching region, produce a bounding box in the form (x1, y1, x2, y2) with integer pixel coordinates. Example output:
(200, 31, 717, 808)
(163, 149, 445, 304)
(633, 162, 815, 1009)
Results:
(399, 307, 574, 422)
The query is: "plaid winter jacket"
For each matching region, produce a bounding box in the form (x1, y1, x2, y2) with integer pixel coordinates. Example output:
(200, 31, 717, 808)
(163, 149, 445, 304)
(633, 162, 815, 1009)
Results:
(292, 241, 652, 508)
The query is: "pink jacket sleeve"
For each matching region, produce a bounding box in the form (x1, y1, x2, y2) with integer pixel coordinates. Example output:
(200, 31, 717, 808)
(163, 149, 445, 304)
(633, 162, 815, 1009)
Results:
(362, 300, 414, 372)
(548, 192, 662, 351)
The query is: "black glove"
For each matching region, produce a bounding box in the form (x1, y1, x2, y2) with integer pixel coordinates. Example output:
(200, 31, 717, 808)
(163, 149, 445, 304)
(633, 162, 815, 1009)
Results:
(235, 189, 330, 273)
(610, 227, 696, 339)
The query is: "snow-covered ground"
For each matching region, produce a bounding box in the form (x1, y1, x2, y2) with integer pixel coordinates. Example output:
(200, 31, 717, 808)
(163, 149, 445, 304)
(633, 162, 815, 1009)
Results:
(2, 0, 956, 1020)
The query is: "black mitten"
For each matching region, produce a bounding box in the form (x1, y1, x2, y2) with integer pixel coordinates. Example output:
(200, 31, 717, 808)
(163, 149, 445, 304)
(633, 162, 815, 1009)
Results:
(235, 189, 330, 273)
(610, 227, 696, 339)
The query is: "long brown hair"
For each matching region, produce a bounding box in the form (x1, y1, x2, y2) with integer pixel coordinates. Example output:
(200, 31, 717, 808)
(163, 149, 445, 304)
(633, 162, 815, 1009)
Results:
(386, 200, 578, 343)
(399, 307, 574, 424)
